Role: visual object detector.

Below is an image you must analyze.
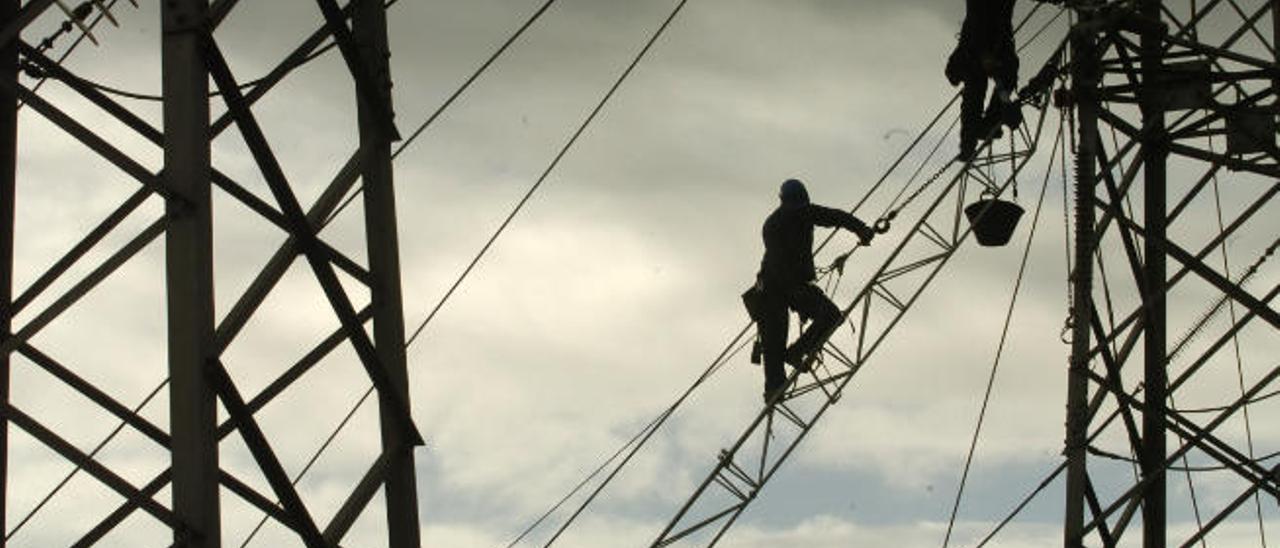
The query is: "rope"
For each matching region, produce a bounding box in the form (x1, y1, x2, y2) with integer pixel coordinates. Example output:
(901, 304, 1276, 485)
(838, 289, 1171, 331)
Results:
(941, 117, 1062, 548)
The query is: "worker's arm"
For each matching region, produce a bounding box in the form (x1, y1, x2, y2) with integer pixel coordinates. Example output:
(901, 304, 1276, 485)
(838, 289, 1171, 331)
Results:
(806, 205, 876, 245)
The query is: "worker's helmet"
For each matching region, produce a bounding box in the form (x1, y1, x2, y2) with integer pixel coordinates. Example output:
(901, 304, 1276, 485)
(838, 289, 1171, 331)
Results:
(779, 178, 809, 205)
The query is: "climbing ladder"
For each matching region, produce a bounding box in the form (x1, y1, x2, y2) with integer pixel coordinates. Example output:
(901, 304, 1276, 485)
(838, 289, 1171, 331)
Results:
(651, 90, 1058, 548)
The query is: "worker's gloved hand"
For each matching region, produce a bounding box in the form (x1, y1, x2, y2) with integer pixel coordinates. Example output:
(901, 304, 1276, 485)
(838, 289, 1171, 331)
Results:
(856, 225, 875, 246)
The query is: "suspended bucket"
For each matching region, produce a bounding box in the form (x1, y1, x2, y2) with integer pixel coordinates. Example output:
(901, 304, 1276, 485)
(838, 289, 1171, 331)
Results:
(964, 197, 1024, 247)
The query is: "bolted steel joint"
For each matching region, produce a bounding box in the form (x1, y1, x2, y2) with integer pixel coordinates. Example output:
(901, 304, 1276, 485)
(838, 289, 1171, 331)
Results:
(162, 0, 207, 33)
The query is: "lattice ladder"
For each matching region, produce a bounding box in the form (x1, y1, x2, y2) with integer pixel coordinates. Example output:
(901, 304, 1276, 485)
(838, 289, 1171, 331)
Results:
(651, 90, 1058, 548)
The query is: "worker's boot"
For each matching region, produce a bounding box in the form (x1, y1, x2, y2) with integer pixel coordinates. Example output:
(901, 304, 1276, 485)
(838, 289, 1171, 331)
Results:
(1002, 102, 1023, 128)
(762, 379, 787, 404)
(957, 137, 978, 162)
(784, 345, 814, 372)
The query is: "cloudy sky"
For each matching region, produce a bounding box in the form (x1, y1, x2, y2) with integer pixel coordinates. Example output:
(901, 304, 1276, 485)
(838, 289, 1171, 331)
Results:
(5, 0, 1278, 547)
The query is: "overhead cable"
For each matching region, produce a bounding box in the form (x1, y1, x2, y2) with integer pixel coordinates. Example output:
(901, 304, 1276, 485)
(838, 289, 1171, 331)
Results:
(404, 0, 691, 346)
(942, 120, 1064, 548)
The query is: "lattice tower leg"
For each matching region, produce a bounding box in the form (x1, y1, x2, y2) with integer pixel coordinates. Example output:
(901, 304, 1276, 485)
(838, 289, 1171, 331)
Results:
(354, 1, 423, 545)
(0, 0, 16, 543)
(1065, 11, 1100, 548)
(1139, 1, 1169, 546)
(162, 1, 220, 546)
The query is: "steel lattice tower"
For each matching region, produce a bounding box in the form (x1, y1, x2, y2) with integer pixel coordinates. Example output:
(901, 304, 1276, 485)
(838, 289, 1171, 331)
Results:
(1064, 0, 1279, 546)
(1, 1, 422, 546)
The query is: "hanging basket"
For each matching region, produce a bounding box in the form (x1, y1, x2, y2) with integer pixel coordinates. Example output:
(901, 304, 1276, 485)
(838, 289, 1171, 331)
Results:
(964, 197, 1024, 247)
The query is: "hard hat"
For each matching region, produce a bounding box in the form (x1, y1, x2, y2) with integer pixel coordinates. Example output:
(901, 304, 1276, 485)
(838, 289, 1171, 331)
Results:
(779, 178, 809, 205)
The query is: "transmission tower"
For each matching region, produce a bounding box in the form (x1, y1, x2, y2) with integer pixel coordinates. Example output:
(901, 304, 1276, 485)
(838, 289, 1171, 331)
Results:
(1064, 0, 1279, 546)
(1, 1, 422, 546)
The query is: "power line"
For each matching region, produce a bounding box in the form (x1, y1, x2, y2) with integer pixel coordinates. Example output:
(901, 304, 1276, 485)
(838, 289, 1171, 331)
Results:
(1087, 445, 1280, 473)
(242, 0, 695, 544)
(321, 0, 562, 227)
(520, 10, 1075, 545)
(20, 0, 129, 109)
(22, 40, 340, 102)
(403, 0, 690, 347)
(392, 0, 555, 161)
(503, 332, 756, 548)
(942, 119, 1064, 548)
(19, 1, 405, 103)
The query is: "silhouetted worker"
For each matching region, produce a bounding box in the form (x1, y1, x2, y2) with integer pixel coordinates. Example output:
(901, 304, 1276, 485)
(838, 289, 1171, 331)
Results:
(755, 179, 874, 402)
(946, 0, 1022, 161)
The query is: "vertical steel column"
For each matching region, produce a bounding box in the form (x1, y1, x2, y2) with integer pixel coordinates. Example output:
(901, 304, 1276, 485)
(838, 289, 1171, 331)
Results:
(162, 1, 219, 546)
(1065, 15, 1100, 548)
(1274, 0, 1279, 100)
(1139, 1, 1168, 546)
(353, 2, 421, 546)
(0, 1, 17, 544)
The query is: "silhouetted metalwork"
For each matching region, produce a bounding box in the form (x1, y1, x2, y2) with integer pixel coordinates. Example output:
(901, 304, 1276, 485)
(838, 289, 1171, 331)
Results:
(0, 1, 421, 546)
(654, 83, 1057, 547)
(1064, 0, 1278, 547)
(653, 1, 1277, 546)
(752, 178, 875, 401)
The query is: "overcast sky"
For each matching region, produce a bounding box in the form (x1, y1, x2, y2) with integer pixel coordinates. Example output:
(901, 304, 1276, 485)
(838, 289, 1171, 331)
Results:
(5, 0, 1278, 547)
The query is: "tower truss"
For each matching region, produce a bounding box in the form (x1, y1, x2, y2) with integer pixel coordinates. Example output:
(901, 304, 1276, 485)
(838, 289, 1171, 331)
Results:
(1064, 0, 1279, 546)
(652, 96, 1059, 547)
(1, 1, 422, 546)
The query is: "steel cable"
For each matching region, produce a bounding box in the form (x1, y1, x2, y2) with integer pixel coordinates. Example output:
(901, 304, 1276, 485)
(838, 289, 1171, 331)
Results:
(941, 116, 1064, 548)
(521, 7, 1074, 544)
(246, 0, 697, 544)
(6, 0, 538, 541)
(323, 0, 562, 227)
(505, 332, 755, 548)
(18, 0, 401, 104)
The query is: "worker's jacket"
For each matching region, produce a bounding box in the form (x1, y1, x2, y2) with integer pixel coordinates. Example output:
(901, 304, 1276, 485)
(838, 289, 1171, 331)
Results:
(960, 0, 1016, 48)
(757, 203, 869, 288)
(947, 0, 1018, 86)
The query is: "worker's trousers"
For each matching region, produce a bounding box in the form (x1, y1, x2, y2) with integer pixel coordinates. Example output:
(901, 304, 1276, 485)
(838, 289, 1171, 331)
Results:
(757, 281, 841, 391)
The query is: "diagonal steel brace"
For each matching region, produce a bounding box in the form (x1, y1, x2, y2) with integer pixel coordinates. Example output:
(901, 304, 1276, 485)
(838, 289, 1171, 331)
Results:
(312, 0, 400, 140)
(204, 36, 423, 447)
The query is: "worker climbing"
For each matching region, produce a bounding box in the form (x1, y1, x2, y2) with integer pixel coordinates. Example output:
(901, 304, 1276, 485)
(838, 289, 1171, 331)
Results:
(747, 179, 875, 403)
(946, 0, 1023, 161)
